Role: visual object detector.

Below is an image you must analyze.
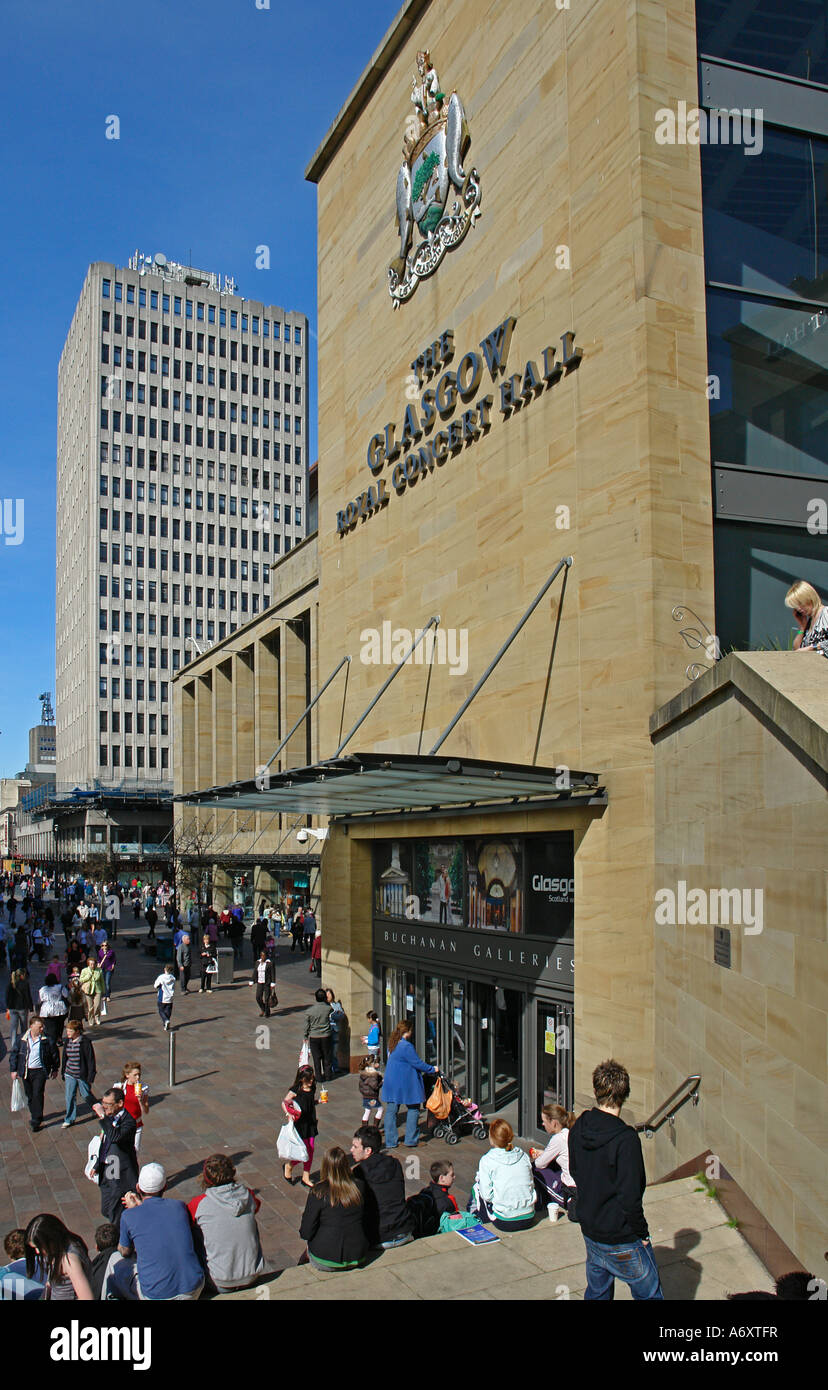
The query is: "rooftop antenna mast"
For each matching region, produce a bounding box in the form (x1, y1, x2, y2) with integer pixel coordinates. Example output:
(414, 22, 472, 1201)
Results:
(38, 692, 55, 725)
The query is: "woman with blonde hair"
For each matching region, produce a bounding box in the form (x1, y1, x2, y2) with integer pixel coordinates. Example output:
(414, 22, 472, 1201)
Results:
(474, 1118, 537, 1231)
(530, 1104, 577, 1222)
(785, 581, 828, 656)
(298, 1146, 369, 1271)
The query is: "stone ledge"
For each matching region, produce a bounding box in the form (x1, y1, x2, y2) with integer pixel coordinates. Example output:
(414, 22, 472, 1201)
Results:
(650, 651, 828, 773)
(218, 1177, 776, 1301)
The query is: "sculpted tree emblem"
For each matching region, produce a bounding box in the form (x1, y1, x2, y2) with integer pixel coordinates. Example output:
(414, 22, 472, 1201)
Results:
(388, 50, 483, 307)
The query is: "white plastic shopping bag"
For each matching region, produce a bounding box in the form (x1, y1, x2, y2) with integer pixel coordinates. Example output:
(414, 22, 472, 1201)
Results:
(276, 1119, 309, 1164)
(299, 1040, 311, 1067)
(11, 1078, 26, 1113)
(84, 1135, 101, 1182)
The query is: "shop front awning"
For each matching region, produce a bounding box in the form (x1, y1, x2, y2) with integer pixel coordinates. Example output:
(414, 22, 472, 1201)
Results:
(175, 753, 605, 821)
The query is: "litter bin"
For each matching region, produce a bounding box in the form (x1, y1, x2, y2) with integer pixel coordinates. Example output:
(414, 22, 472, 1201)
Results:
(216, 946, 235, 986)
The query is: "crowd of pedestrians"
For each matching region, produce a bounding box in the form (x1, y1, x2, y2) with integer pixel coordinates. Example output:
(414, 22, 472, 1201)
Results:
(7, 874, 797, 1305)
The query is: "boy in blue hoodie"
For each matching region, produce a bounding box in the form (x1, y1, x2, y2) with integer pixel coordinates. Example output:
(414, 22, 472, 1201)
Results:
(569, 1058, 663, 1300)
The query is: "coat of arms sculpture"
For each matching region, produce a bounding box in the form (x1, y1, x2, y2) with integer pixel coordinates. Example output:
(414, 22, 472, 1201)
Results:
(388, 51, 483, 307)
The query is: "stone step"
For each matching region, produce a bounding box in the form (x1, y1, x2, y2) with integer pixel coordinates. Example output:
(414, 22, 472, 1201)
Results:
(220, 1175, 776, 1301)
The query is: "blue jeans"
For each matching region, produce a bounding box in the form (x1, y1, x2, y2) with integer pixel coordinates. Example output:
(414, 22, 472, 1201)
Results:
(9, 1010, 27, 1051)
(383, 1102, 420, 1147)
(103, 970, 114, 999)
(64, 1075, 95, 1124)
(583, 1236, 663, 1300)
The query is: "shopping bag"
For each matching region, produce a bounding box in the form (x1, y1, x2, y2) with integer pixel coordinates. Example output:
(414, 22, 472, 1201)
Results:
(100, 998, 108, 1017)
(11, 1078, 26, 1113)
(426, 1076, 452, 1119)
(299, 1040, 311, 1067)
(84, 1135, 101, 1182)
(276, 1119, 309, 1164)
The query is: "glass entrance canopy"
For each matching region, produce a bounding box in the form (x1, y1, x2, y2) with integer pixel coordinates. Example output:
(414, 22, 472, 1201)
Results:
(176, 752, 604, 820)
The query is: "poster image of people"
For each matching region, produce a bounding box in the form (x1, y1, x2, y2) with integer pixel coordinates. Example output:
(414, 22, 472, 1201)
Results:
(466, 839, 523, 933)
(413, 841, 463, 925)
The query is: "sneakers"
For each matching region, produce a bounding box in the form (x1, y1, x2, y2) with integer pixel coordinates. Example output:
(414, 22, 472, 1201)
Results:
(164, 1020, 170, 1031)
(62, 1121, 73, 1128)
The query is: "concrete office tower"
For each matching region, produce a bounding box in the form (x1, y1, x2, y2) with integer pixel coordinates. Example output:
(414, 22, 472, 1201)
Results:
(29, 725, 56, 766)
(56, 254, 309, 787)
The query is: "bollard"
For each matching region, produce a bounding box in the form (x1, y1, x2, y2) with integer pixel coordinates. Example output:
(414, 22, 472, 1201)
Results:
(168, 1029, 176, 1087)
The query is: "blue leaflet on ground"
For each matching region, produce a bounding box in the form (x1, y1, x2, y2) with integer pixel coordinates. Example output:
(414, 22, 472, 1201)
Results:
(454, 1223, 500, 1245)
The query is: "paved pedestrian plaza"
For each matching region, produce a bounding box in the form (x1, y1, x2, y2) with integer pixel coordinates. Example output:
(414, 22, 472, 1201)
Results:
(0, 912, 776, 1299)
(0, 916, 488, 1272)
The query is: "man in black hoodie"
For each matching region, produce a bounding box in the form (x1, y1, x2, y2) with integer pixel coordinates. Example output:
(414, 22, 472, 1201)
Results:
(569, 1058, 663, 1300)
(350, 1126, 414, 1249)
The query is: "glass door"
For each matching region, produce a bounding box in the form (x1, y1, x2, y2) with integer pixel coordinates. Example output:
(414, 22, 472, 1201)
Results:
(423, 973, 445, 1068)
(492, 986, 521, 1126)
(381, 964, 403, 1047)
(448, 980, 467, 1092)
(535, 999, 574, 1132)
(475, 984, 522, 1126)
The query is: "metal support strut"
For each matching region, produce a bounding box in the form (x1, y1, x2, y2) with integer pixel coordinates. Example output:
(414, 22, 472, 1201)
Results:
(334, 616, 441, 757)
(429, 558, 573, 754)
(263, 655, 351, 771)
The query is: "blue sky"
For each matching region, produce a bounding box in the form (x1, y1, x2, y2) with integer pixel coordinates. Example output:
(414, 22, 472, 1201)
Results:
(0, 0, 399, 777)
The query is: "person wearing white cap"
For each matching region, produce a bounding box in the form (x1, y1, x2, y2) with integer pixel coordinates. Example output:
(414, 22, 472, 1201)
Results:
(111, 1162, 205, 1301)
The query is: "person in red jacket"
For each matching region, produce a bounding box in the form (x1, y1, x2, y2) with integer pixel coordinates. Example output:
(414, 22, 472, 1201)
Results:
(119, 1061, 150, 1153)
(310, 929, 322, 977)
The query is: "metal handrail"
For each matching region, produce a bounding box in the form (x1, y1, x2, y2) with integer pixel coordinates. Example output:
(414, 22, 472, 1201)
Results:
(636, 1074, 701, 1138)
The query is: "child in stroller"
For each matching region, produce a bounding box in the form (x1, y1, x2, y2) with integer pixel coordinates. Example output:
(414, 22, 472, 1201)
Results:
(430, 1078, 489, 1145)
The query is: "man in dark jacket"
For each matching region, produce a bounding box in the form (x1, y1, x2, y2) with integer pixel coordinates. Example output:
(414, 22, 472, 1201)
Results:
(92, 1088, 139, 1238)
(9, 1015, 59, 1132)
(350, 1126, 414, 1249)
(228, 912, 245, 964)
(569, 1058, 663, 1300)
(176, 934, 192, 993)
(60, 1018, 97, 1126)
(250, 914, 268, 961)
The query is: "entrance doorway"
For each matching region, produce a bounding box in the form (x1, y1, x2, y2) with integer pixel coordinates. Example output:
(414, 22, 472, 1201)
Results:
(376, 960, 573, 1139)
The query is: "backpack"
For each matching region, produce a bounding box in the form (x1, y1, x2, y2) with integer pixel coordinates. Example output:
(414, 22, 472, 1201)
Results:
(406, 1188, 440, 1239)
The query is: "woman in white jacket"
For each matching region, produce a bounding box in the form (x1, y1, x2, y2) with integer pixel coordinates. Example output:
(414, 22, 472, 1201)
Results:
(475, 1119, 536, 1231)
